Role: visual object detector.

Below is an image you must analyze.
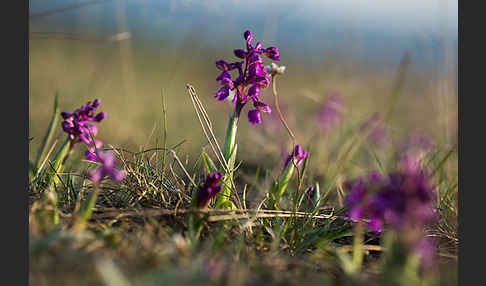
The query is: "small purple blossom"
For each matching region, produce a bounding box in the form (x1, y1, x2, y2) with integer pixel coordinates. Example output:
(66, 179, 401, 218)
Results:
(284, 145, 308, 168)
(316, 92, 343, 131)
(61, 99, 106, 160)
(196, 172, 223, 208)
(214, 30, 280, 125)
(86, 150, 126, 183)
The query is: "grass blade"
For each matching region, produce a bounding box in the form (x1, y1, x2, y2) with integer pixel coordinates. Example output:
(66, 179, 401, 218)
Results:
(431, 144, 457, 178)
(35, 93, 60, 170)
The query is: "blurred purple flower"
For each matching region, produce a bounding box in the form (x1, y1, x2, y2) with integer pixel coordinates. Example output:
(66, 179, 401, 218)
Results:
(360, 113, 388, 146)
(196, 172, 223, 208)
(86, 150, 126, 183)
(214, 30, 280, 125)
(316, 92, 343, 131)
(344, 165, 436, 234)
(414, 237, 437, 271)
(344, 172, 387, 233)
(385, 171, 436, 230)
(284, 145, 308, 168)
(345, 166, 437, 274)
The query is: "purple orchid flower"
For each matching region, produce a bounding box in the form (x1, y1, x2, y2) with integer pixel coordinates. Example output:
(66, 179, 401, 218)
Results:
(86, 150, 126, 183)
(196, 172, 223, 208)
(214, 30, 280, 125)
(284, 145, 308, 168)
(61, 99, 106, 160)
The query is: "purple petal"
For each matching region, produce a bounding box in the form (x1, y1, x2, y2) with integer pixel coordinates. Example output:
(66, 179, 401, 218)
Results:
(78, 134, 91, 145)
(216, 71, 231, 82)
(110, 169, 126, 181)
(264, 46, 280, 61)
(248, 84, 260, 98)
(196, 172, 223, 208)
(61, 112, 72, 119)
(254, 100, 272, 113)
(94, 112, 106, 122)
(84, 124, 98, 137)
(293, 145, 308, 166)
(229, 61, 244, 71)
(62, 121, 74, 133)
(221, 78, 235, 90)
(284, 145, 308, 168)
(349, 206, 363, 221)
(248, 62, 264, 78)
(85, 149, 97, 161)
(367, 218, 383, 233)
(253, 75, 270, 88)
(215, 87, 230, 101)
(215, 60, 229, 71)
(87, 168, 103, 183)
(233, 49, 247, 59)
(248, 54, 263, 65)
(99, 151, 115, 168)
(243, 30, 252, 43)
(248, 109, 261, 125)
(92, 98, 101, 108)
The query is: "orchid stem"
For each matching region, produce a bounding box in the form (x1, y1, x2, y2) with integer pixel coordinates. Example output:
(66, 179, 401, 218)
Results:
(214, 103, 240, 209)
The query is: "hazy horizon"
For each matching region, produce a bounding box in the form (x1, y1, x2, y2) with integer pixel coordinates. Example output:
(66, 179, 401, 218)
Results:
(30, 0, 458, 69)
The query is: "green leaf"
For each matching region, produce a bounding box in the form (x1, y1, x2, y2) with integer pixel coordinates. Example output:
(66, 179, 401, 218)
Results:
(76, 188, 100, 222)
(29, 160, 37, 180)
(45, 137, 71, 187)
(431, 144, 457, 178)
(336, 248, 358, 276)
(35, 93, 60, 170)
(201, 151, 218, 173)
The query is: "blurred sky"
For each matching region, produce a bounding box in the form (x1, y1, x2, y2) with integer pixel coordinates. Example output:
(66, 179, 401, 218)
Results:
(30, 0, 458, 68)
